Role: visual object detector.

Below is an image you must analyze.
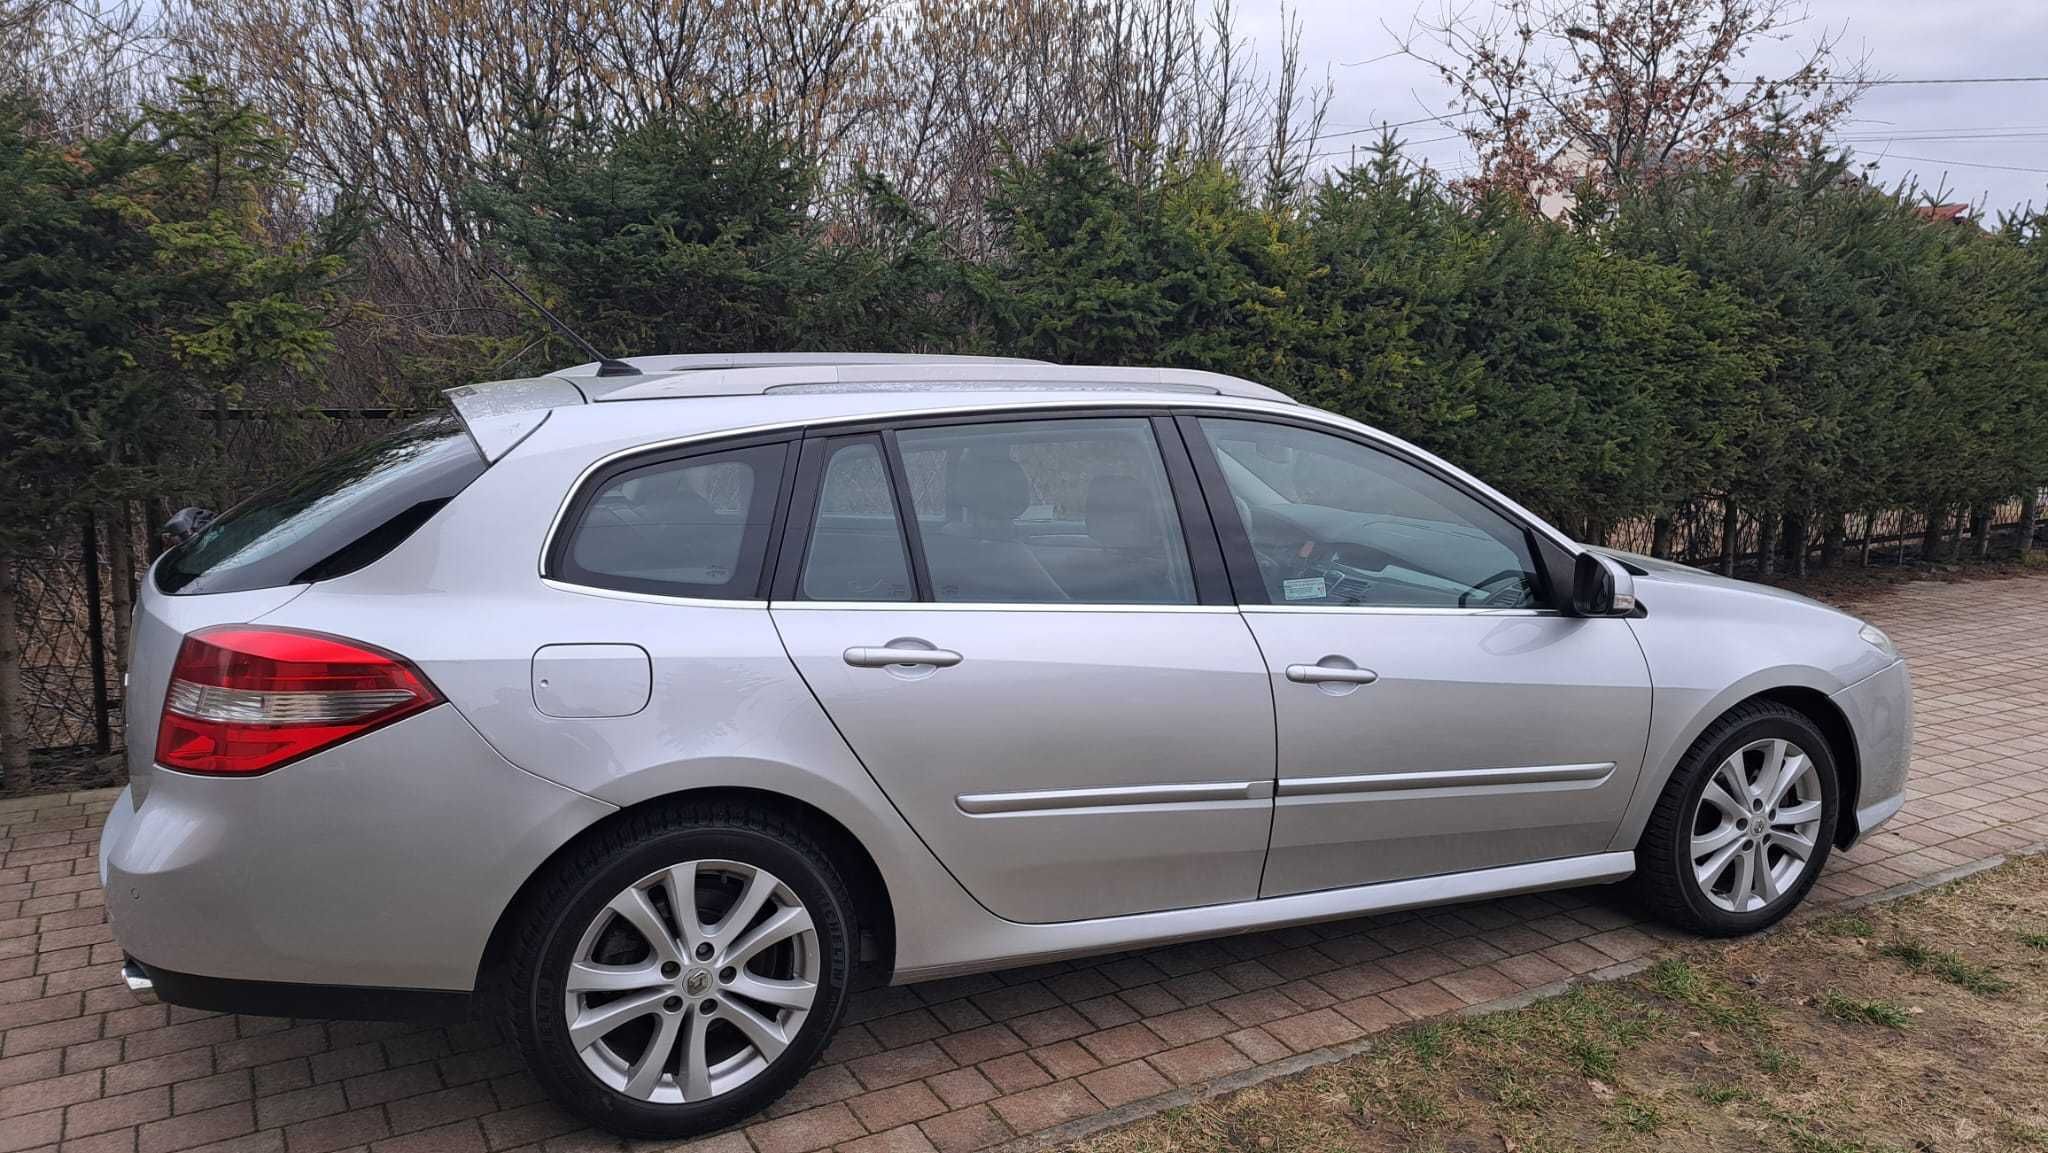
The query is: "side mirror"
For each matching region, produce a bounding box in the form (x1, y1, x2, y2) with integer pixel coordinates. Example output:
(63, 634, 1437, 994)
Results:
(1571, 551, 1637, 617)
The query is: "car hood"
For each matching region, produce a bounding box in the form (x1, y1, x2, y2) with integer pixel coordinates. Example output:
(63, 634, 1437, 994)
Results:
(1594, 547, 1850, 617)
(1595, 547, 1896, 697)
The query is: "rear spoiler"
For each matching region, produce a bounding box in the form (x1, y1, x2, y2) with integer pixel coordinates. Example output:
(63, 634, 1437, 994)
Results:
(444, 376, 587, 462)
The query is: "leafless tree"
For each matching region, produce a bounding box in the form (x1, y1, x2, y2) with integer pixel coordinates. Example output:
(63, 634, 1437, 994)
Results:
(1397, 0, 1868, 208)
(1259, 4, 1332, 209)
(2, 0, 165, 135)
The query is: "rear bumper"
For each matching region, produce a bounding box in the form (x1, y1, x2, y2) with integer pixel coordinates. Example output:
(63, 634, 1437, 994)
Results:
(118, 955, 469, 1022)
(101, 706, 613, 1000)
(1830, 657, 1913, 846)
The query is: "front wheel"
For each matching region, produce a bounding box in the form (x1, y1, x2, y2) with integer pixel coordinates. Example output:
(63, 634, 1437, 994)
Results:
(1634, 702, 1839, 935)
(501, 803, 856, 1138)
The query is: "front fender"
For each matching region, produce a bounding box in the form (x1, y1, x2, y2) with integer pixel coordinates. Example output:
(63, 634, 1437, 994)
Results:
(1606, 664, 1846, 852)
(1608, 572, 1891, 852)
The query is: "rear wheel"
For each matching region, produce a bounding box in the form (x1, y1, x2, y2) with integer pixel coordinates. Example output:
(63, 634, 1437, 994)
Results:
(502, 803, 855, 1138)
(1634, 702, 1839, 935)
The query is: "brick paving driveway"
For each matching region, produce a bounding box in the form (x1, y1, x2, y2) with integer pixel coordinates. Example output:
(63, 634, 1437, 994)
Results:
(5, 574, 2046, 1153)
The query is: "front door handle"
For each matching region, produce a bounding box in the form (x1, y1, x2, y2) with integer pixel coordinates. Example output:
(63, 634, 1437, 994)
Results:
(1286, 662, 1378, 685)
(845, 646, 963, 669)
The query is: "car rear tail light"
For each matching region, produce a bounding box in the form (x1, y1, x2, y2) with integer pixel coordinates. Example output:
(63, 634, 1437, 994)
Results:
(155, 626, 442, 775)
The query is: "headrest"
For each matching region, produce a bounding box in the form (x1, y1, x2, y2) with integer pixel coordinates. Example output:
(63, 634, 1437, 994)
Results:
(1085, 474, 1159, 548)
(949, 454, 1031, 521)
(641, 478, 718, 524)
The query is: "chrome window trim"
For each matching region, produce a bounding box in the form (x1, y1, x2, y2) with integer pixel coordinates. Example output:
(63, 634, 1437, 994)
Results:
(538, 577, 769, 610)
(537, 580, 1237, 616)
(958, 780, 1274, 815)
(536, 396, 1582, 596)
(1241, 604, 1563, 618)
(1275, 762, 1615, 798)
(771, 600, 1237, 614)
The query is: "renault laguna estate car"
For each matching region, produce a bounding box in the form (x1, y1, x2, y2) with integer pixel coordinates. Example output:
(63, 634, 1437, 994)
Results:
(102, 354, 1912, 1138)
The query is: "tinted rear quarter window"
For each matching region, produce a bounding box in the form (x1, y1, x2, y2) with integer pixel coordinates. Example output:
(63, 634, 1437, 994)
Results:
(552, 442, 789, 599)
(157, 416, 486, 595)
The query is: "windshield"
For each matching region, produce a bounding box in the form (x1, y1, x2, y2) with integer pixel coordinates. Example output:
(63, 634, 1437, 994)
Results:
(156, 416, 485, 595)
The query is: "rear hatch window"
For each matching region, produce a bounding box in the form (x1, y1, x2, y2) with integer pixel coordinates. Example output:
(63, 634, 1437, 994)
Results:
(157, 415, 486, 595)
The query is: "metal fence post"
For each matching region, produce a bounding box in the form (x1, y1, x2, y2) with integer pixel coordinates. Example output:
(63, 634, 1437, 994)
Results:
(81, 513, 110, 754)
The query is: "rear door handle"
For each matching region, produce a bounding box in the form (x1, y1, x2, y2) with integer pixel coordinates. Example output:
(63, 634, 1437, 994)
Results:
(845, 646, 963, 669)
(1286, 663, 1378, 685)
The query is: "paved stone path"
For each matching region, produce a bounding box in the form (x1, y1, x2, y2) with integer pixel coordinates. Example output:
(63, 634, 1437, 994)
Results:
(4, 575, 2045, 1153)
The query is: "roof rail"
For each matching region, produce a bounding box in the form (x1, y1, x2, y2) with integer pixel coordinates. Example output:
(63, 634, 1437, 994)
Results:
(588, 362, 1297, 406)
(553, 352, 1046, 377)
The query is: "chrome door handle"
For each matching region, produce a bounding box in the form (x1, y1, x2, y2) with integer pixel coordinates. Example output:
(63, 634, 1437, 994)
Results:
(1286, 664, 1378, 685)
(844, 646, 963, 669)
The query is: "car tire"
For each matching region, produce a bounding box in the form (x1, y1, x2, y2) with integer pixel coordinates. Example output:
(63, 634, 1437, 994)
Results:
(1633, 701, 1840, 936)
(500, 800, 856, 1139)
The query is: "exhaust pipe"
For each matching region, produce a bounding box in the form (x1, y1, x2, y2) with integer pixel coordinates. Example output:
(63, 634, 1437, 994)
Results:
(121, 960, 158, 1006)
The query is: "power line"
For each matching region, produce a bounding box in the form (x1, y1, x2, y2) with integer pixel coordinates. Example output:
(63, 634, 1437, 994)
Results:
(1315, 76, 2048, 144)
(1844, 76, 2048, 86)
(1868, 153, 2048, 175)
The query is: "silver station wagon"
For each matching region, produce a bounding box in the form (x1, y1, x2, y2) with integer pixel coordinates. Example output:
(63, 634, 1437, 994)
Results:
(101, 354, 1912, 1138)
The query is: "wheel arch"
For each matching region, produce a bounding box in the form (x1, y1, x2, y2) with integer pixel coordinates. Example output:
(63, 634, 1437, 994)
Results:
(1614, 668, 1866, 855)
(1751, 685, 1862, 849)
(475, 786, 898, 997)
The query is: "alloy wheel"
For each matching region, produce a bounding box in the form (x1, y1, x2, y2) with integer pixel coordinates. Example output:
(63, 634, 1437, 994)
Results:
(1688, 738, 1824, 914)
(564, 860, 820, 1103)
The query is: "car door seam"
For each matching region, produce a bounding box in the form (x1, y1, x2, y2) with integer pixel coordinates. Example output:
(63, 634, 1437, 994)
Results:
(762, 604, 1015, 926)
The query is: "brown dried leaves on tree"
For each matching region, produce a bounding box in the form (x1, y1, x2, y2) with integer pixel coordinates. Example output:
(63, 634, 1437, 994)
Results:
(1397, 0, 1869, 208)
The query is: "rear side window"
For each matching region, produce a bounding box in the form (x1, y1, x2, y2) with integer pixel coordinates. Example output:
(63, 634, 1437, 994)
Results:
(800, 439, 913, 601)
(157, 416, 486, 596)
(894, 418, 1196, 604)
(553, 442, 788, 599)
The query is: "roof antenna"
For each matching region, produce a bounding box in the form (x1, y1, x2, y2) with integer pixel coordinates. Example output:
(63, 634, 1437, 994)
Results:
(485, 266, 638, 378)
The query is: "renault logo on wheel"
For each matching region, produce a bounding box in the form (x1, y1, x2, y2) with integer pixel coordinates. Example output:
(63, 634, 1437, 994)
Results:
(684, 970, 711, 996)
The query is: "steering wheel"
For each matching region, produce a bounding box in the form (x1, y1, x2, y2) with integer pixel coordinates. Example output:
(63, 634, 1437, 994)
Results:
(1459, 568, 1533, 608)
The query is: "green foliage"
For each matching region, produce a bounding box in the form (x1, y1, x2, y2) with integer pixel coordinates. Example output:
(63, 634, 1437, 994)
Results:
(464, 120, 2047, 545)
(1608, 138, 2048, 535)
(12, 99, 2047, 563)
(0, 78, 354, 550)
(1878, 939, 2011, 994)
(467, 104, 982, 366)
(1817, 991, 1910, 1028)
(1815, 915, 1876, 939)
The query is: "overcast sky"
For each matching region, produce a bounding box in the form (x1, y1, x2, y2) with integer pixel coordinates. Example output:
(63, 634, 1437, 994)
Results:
(1238, 0, 2048, 219)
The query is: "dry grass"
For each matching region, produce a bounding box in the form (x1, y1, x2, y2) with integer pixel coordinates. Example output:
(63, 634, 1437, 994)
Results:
(1064, 853, 2048, 1153)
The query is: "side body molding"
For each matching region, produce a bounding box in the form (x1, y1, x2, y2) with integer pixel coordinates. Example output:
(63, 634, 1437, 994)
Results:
(1275, 762, 1615, 797)
(957, 780, 1275, 815)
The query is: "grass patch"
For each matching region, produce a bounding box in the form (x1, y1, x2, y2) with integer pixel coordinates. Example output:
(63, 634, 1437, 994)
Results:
(2022, 931, 2048, 950)
(1785, 1129, 1888, 1153)
(1402, 1023, 1447, 1066)
(1391, 1087, 1445, 1129)
(2000, 1119, 2048, 1149)
(1487, 1069, 1540, 1112)
(1693, 1082, 1750, 1105)
(1068, 854, 2048, 1153)
(1609, 1099, 1664, 1133)
(1816, 913, 1876, 938)
(1755, 1041, 1799, 1074)
(1645, 956, 1770, 1034)
(1818, 991, 1911, 1028)
(1644, 956, 1704, 1001)
(1878, 937, 2011, 994)
(1565, 1036, 1617, 1078)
